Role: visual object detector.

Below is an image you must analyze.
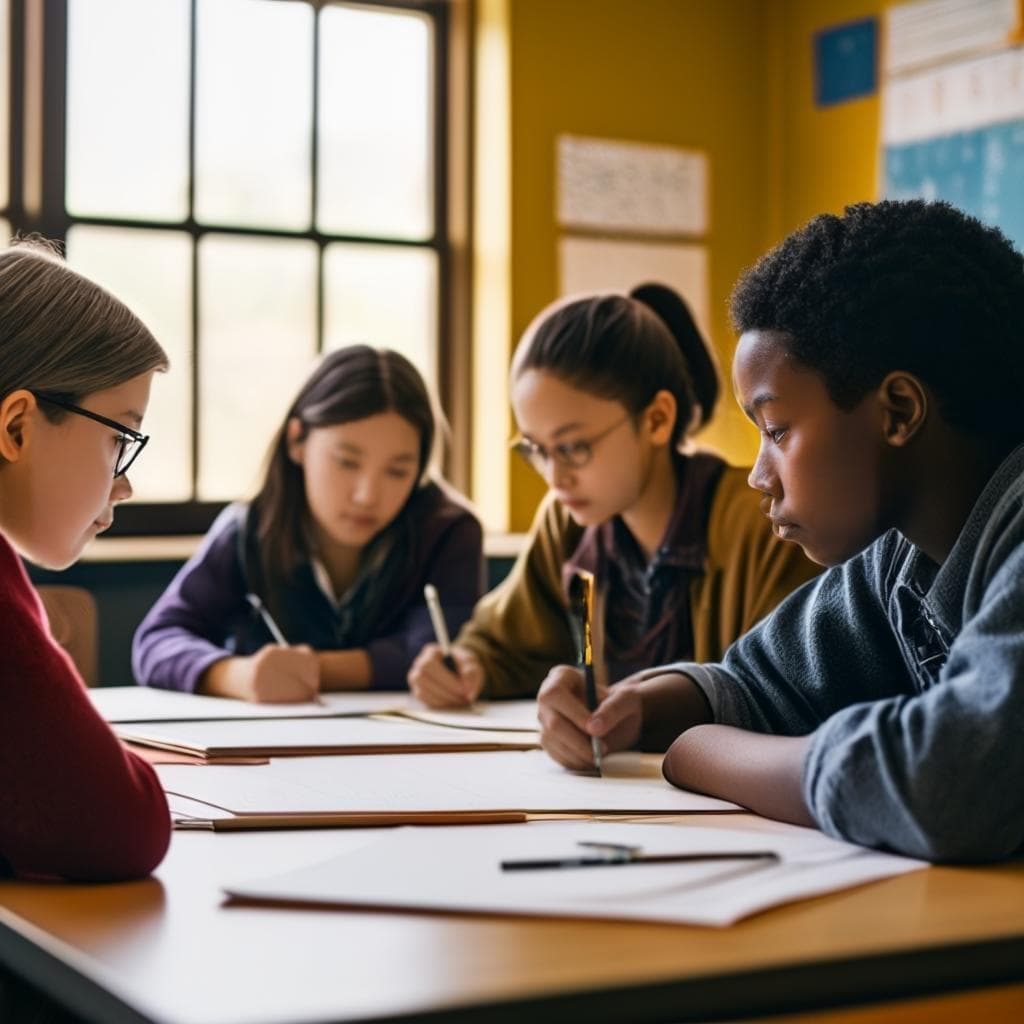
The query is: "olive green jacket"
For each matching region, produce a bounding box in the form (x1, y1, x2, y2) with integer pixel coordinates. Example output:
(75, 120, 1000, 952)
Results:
(459, 464, 821, 698)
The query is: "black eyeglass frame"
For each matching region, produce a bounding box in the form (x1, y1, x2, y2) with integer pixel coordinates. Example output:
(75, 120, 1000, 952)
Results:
(510, 412, 634, 473)
(32, 392, 150, 478)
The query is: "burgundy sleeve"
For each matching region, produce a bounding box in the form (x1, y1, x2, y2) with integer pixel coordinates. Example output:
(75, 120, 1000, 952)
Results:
(0, 539, 170, 881)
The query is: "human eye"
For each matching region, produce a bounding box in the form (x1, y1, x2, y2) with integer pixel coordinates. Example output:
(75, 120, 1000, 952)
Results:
(559, 440, 591, 464)
(386, 467, 413, 480)
(763, 426, 788, 444)
(335, 456, 360, 470)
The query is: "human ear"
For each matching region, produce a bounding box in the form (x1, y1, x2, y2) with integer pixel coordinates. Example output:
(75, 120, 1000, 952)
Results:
(878, 372, 927, 447)
(284, 417, 306, 464)
(644, 389, 677, 446)
(0, 390, 36, 464)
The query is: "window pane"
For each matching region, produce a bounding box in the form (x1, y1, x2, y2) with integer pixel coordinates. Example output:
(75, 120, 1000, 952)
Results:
(195, 0, 313, 230)
(198, 235, 317, 501)
(66, 226, 193, 502)
(66, 0, 189, 221)
(318, 5, 433, 240)
(0, 0, 8, 209)
(323, 243, 437, 386)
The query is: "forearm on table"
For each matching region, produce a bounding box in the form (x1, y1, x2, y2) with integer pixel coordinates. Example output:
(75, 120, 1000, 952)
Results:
(663, 724, 815, 826)
(635, 672, 714, 751)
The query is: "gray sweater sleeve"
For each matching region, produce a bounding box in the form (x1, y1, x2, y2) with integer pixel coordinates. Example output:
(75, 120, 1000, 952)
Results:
(666, 533, 912, 735)
(663, 526, 1024, 861)
(803, 544, 1024, 862)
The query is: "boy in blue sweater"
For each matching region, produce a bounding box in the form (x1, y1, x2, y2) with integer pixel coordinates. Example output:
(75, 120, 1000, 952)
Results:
(537, 199, 1024, 862)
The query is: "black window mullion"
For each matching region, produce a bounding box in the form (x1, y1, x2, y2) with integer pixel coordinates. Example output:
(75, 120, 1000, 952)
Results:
(188, 0, 200, 502)
(33, 0, 449, 537)
(312, 3, 324, 354)
(39, 0, 68, 243)
(5, 0, 25, 225)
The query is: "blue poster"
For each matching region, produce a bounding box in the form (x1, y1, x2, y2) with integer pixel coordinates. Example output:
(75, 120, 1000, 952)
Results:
(814, 18, 878, 107)
(885, 119, 1024, 255)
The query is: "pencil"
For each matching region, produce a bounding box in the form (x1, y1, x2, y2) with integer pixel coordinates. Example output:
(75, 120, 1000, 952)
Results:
(423, 583, 459, 676)
(570, 570, 603, 774)
(245, 593, 324, 705)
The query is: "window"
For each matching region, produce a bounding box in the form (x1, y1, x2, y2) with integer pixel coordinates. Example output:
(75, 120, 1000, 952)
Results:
(4, 0, 454, 533)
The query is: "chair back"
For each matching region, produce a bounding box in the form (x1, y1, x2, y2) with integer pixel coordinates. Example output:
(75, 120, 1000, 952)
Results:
(36, 585, 99, 687)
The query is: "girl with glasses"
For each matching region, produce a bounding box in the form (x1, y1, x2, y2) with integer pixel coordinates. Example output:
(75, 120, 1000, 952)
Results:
(0, 241, 170, 881)
(133, 346, 483, 703)
(408, 284, 819, 731)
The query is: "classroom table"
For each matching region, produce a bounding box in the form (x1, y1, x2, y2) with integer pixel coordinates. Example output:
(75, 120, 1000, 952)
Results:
(1, 815, 1022, 1024)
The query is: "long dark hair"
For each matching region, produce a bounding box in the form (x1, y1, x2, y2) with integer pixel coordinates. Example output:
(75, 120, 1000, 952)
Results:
(252, 345, 435, 603)
(511, 283, 719, 445)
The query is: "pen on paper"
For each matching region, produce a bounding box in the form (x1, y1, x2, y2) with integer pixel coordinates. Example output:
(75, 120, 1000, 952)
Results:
(569, 569, 603, 775)
(246, 593, 324, 705)
(501, 846, 780, 872)
(424, 583, 459, 676)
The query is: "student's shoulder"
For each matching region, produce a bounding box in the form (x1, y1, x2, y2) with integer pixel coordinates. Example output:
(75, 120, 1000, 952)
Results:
(705, 463, 769, 545)
(189, 501, 251, 564)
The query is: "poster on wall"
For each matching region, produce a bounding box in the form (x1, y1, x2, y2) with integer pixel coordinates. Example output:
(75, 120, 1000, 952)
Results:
(557, 235, 710, 343)
(882, 46, 1024, 253)
(556, 135, 708, 237)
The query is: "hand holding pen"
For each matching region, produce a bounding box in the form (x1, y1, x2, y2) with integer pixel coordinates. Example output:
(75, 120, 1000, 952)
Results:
(239, 593, 323, 705)
(407, 584, 485, 708)
(537, 667, 644, 772)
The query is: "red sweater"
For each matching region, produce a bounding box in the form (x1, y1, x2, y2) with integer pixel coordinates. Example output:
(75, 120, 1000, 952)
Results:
(0, 533, 170, 881)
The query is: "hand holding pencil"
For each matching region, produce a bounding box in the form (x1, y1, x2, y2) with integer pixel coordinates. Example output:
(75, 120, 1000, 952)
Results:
(536, 665, 644, 772)
(407, 584, 485, 707)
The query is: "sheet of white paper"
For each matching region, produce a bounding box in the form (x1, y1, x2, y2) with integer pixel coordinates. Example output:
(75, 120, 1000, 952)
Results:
(116, 716, 539, 755)
(225, 819, 926, 927)
(395, 700, 540, 732)
(155, 750, 738, 816)
(90, 686, 409, 722)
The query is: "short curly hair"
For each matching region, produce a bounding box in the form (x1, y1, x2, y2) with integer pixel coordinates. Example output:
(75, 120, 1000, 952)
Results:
(730, 200, 1024, 447)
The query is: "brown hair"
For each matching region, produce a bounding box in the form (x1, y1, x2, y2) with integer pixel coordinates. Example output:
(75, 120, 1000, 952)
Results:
(252, 345, 437, 612)
(512, 283, 719, 445)
(0, 240, 168, 413)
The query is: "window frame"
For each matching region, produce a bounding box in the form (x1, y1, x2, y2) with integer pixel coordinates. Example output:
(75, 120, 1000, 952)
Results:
(4, 0, 465, 536)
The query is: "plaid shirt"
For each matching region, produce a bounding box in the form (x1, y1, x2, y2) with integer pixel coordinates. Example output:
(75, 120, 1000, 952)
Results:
(564, 451, 725, 681)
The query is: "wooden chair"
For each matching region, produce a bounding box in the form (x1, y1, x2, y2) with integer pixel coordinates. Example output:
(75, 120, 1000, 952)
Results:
(35, 585, 99, 687)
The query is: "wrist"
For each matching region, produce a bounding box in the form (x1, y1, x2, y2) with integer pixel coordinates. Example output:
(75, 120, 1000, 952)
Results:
(198, 656, 243, 698)
(636, 671, 712, 751)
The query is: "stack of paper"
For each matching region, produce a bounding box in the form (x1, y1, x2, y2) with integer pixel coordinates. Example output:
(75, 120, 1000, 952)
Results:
(224, 819, 926, 926)
(116, 716, 539, 759)
(89, 686, 407, 722)
(157, 750, 740, 829)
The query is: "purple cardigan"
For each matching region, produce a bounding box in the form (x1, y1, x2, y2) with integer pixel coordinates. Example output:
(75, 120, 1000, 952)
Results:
(132, 482, 484, 692)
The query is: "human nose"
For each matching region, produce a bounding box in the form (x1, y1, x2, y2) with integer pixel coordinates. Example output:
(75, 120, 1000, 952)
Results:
(352, 472, 378, 506)
(110, 473, 133, 504)
(747, 443, 778, 497)
(541, 454, 573, 490)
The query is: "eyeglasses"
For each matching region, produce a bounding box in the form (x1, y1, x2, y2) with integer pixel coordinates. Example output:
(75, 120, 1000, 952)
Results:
(510, 413, 632, 473)
(32, 392, 150, 478)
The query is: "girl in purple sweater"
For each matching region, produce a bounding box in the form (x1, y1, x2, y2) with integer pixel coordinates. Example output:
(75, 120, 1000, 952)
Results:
(133, 346, 483, 702)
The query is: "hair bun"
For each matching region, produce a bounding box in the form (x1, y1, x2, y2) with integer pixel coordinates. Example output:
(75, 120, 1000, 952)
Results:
(629, 282, 719, 429)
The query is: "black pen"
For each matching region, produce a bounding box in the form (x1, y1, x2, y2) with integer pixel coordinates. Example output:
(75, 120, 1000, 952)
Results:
(501, 850, 780, 872)
(424, 583, 459, 675)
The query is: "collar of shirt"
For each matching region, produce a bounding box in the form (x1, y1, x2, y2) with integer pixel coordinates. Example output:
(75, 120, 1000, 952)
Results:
(562, 450, 724, 598)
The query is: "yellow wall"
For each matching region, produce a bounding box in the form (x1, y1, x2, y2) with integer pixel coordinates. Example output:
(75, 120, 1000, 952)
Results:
(500, 0, 895, 530)
(766, 0, 887, 244)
